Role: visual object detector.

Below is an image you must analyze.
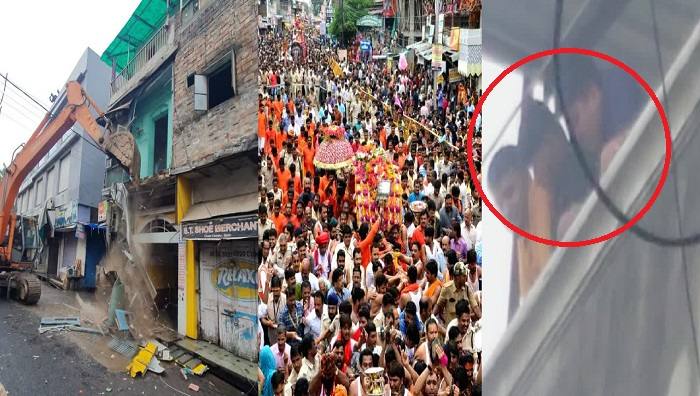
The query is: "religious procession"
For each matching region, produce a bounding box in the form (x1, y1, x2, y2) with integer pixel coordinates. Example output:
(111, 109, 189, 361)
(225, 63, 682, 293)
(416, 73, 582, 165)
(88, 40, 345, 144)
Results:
(256, 1, 483, 394)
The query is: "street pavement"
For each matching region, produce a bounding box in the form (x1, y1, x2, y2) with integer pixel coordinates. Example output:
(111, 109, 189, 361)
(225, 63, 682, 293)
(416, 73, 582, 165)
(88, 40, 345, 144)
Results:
(0, 284, 247, 396)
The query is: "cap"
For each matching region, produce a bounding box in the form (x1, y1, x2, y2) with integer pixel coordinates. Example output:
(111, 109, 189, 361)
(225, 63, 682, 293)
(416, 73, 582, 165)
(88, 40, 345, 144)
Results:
(453, 262, 468, 276)
(316, 231, 330, 245)
(327, 293, 340, 306)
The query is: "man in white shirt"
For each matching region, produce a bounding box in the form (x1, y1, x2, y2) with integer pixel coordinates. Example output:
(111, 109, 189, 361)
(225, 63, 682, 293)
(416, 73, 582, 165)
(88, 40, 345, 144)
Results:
(303, 290, 324, 339)
(295, 257, 320, 292)
(331, 224, 355, 270)
(461, 208, 477, 248)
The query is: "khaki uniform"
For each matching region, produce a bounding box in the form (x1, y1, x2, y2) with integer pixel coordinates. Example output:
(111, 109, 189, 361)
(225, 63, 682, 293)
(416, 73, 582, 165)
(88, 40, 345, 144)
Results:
(436, 280, 479, 323)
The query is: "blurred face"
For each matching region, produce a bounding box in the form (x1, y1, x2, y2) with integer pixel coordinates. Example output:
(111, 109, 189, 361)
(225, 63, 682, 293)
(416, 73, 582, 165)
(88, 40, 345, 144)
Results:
(328, 304, 337, 319)
(352, 270, 361, 287)
(341, 324, 351, 341)
(334, 346, 344, 368)
(455, 273, 467, 288)
(445, 196, 453, 210)
(441, 237, 450, 251)
(459, 313, 470, 334)
(285, 202, 293, 216)
(425, 372, 440, 395)
(389, 375, 402, 392)
(359, 316, 368, 328)
(319, 242, 328, 255)
(274, 204, 281, 215)
(361, 354, 373, 371)
(343, 232, 352, 246)
(277, 332, 286, 349)
(262, 241, 271, 258)
(271, 285, 281, 300)
(337, 255, 345, 269)
(354, 252, 362, 267)
(411, 244, 420, 260)
(292, 354, 302, 372)
(427, 322, 438, 342)
(302, 286, 311, 301)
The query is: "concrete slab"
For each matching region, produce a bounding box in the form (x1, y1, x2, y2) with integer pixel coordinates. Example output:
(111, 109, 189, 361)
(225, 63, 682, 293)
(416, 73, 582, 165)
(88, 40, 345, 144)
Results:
(175, 338, 256, 384)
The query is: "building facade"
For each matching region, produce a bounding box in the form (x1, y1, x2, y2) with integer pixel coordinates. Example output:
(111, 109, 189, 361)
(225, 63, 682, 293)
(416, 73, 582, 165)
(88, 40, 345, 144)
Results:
(99, 0, 258, 368)
(16, 48, 111, 289)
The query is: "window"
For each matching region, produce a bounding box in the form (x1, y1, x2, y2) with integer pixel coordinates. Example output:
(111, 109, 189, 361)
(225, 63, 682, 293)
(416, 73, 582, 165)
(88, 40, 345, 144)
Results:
(46, 166, 57, 197)
(193, 51, 236, 111)
(58, 154, 70, 192)
(153, 115, 168, 174)
(35, 177, 45, 207)
(27, 186, 34, 211)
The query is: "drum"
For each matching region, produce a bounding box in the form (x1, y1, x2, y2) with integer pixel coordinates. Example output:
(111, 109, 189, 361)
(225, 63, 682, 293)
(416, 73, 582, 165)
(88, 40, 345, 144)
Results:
(364, 367, 385, 396)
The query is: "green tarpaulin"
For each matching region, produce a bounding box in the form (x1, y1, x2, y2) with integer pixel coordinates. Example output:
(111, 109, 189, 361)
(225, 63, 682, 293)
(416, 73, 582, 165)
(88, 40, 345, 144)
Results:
(100, 0, 178, 73)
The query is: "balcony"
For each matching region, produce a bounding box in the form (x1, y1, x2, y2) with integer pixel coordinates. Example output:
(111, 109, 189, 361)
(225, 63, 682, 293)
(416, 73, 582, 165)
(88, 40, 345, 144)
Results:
(109, 22, 177, 105)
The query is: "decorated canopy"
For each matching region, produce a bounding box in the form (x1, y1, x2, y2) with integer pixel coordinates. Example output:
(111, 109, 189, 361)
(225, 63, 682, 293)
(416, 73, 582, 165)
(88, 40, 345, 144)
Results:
(314, 125, 355, 170)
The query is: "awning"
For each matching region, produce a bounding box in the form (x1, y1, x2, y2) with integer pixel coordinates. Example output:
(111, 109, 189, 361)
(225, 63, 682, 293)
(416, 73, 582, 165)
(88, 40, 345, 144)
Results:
(182, 193, 257, 223)
(100, 0, 178, 72)
(458, 44, 482, 76)
(181, 193, 257, 240)
(406, 40, 431, 53)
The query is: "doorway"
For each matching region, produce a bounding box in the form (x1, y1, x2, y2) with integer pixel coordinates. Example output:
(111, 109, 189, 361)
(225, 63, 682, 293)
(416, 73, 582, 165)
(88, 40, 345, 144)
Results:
(153, 115, 168, 174)
(47, 237, 60, 277)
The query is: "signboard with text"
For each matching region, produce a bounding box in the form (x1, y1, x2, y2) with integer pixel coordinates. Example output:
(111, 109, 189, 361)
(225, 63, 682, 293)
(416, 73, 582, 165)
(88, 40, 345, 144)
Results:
(181, 214, 257, 240)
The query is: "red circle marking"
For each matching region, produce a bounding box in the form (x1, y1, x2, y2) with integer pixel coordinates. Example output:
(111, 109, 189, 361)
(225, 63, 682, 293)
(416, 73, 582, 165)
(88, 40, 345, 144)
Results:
(466, 47, 672, 247)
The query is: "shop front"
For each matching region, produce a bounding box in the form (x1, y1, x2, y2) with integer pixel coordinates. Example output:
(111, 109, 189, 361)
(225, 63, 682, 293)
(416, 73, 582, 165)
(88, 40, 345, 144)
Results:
(176, 152, 258, 362)
(182, 210, 258, 359)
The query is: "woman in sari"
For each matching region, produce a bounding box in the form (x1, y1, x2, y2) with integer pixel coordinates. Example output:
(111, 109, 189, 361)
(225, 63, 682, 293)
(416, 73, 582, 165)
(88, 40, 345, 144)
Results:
(259, 345, 277, 396)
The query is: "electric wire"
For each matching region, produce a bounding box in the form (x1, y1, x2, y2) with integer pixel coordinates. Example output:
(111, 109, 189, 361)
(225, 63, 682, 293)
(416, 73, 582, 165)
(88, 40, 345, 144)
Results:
(0, 73, 107, 155)
(551, 0, 700, 246)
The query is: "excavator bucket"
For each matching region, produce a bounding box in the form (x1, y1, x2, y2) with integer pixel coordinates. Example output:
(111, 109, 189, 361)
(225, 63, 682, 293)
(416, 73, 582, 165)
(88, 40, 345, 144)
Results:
(104, 131, 141, 183)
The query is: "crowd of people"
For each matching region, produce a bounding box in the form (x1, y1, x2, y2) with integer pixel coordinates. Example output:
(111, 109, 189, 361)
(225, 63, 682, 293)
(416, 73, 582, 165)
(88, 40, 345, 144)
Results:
(257, 15, 484, 396)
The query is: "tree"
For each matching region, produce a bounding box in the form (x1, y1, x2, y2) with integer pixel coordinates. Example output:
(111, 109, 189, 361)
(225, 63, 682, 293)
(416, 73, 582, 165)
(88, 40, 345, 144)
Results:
(328, 0, 373, 45)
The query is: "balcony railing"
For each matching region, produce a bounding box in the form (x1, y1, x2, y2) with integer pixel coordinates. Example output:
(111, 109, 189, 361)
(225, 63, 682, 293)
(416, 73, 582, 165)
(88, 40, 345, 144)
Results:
(110, 22, 171, 96)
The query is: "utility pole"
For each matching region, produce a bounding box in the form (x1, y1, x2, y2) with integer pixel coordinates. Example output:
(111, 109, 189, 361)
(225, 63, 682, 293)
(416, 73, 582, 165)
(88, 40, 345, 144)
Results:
(433, 0, 441, 111)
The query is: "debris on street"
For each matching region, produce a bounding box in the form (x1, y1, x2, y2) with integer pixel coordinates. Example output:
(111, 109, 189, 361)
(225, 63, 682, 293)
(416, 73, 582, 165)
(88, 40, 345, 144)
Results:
(188, 383, 200, 392)
(38, 316, 104, 335)
(126, 342, 157, 378)
(108, 337, 138, 358)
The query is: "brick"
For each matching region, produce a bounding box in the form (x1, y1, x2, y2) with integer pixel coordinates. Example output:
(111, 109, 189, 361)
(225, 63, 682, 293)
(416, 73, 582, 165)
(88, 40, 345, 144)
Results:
(171, 0, 257, 170)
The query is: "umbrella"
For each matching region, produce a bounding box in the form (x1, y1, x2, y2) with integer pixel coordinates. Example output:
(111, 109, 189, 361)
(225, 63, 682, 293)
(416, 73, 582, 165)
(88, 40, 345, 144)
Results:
(398, 52, 408, 70)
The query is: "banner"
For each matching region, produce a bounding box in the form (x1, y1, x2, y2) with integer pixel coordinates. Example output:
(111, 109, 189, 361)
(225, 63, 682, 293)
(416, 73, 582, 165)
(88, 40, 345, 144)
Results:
(331, 59, 343, 77)
(432, 44, 444, 70)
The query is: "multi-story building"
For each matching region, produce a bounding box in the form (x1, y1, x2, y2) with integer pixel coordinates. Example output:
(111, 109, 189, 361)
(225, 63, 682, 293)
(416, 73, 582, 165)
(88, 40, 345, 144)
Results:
(99, 0, 258, 380)
(16, 48, 111, 290)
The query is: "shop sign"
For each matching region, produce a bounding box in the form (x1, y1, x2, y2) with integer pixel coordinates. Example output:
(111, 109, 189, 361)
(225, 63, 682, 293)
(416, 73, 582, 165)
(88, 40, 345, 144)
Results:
(98, 201, 109, 223)
(432, 44, 443, 70)
(75, 224, 86, 239)
(54, 201, 78, 230)
(181, 214, 257, 240)
(211, 260, 257, 301)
